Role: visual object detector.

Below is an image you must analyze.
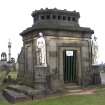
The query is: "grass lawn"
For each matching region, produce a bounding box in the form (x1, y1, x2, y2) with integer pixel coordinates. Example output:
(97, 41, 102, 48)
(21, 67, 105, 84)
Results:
(0, 87, 105, 105)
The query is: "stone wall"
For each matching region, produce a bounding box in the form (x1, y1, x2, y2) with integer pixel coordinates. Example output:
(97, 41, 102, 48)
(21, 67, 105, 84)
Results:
(18, 30, 93, 90)
(17, 47, 24, 82)
(44, 30, 92, 89)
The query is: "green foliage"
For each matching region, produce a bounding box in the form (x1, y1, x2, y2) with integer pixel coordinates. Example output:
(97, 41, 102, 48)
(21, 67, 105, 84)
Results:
(0, 71, 7, 80)
(0, 70, 17, 91)
(7, 71, 17, 80)
(0, 71, 8, 85)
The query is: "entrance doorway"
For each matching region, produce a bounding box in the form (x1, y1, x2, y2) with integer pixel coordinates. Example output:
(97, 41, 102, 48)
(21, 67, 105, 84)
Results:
(63, 50, 77, 83)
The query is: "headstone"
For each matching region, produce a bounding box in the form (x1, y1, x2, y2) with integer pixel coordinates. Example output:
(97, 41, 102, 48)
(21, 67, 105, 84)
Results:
(100, 71, 105, 85)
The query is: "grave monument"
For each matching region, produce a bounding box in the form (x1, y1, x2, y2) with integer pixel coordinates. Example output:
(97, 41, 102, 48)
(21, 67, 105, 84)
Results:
(17, 8, 94, 92)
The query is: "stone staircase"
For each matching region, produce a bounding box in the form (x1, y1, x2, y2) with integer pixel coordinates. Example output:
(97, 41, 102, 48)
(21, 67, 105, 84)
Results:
(63, 83, 95, 95)
(63, 83, 82, 95)
(2, 84, 46, 103)
(2, 83, 95, 103)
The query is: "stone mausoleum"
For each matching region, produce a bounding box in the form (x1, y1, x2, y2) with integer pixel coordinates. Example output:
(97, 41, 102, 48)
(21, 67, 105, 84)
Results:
(18, 8, 94, 92)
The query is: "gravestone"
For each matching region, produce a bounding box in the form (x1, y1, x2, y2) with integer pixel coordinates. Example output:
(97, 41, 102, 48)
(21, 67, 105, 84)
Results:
(100, 71, 105, 85)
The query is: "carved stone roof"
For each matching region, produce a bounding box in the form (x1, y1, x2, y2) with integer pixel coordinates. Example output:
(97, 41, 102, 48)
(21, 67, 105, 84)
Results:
(31, 8, 80, 18)
(20, 8, 94, 36)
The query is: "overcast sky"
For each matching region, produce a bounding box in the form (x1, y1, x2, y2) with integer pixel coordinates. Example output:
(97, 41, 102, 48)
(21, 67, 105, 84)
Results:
(0, 0, 105, 63)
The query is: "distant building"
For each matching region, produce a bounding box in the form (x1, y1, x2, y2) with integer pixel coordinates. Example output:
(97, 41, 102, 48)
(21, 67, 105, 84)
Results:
(1, 52, 7, 62)
(0, 40, 15, 71)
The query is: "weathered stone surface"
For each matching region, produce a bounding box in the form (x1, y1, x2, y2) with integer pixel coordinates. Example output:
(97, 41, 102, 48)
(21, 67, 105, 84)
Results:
(17, 8, 94, 94)
(34, 66, 51, 92)
(3, 89, 30, 103)
(6, 85, 48, 99)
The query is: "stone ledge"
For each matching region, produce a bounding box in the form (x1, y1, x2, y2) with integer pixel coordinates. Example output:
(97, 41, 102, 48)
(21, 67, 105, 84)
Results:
(6, 84, 53, 100)
(3, 89, 30, 103)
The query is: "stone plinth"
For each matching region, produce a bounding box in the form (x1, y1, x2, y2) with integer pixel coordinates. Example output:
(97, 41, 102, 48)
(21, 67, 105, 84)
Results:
(34, 66, 51, 93)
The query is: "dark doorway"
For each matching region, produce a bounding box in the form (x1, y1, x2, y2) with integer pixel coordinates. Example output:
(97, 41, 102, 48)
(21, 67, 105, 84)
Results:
(63, 50, 77, 83)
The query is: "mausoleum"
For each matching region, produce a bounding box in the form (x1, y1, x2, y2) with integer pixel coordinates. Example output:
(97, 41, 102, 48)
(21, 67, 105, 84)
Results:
(18, 8, 94, 92)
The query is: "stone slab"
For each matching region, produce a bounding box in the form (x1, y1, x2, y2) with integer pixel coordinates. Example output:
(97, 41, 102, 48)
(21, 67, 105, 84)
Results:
(3, 89, 30, 103)
(7, 85, 44, 96)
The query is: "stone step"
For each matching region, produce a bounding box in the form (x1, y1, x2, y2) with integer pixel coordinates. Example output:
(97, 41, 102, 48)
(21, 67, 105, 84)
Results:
(64, 83, 78, 86)
(7, 85, 46, 98)
(65, 89, 83, 93)
(7, 85, 36, 94)
(64, 85, 81, 90)
(64, 83, 81, 90)
(63, 88, 83, 94)
(3, 89, 30, 103)
(63, 83, 84, 95)
(64, 88, 96, 95)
